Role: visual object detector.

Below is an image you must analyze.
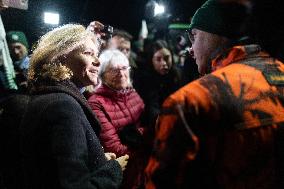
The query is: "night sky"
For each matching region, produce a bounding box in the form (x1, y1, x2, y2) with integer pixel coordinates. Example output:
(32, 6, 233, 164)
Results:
(1, 0, 205, 46)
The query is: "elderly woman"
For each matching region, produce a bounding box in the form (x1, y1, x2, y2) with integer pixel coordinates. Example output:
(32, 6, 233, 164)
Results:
(17, 24, 128, 188)
(87, 49, 146, 189)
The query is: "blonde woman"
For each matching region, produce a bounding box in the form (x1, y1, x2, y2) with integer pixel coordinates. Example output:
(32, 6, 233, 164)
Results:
(18, 24, 128, 188)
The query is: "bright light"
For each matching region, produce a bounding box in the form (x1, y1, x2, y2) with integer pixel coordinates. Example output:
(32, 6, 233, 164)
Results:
(154, 2, 165, 16)
(44, 12, 60, 25)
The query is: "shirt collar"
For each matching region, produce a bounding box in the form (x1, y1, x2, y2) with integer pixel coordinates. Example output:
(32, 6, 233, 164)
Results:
(211, 44, 264, 72)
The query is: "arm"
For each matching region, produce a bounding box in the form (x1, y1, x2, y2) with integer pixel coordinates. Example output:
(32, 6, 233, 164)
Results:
(45, 96, 123, 189)
(144, 78, 216, 189)
(88, 99, 130, 157)
(145, 107, 198, 189)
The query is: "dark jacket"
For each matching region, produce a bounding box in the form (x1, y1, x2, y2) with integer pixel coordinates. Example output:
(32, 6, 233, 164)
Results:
(133, 65, 182, 126)
(0, 92, 30, 189)
(18, 80, 122, 189)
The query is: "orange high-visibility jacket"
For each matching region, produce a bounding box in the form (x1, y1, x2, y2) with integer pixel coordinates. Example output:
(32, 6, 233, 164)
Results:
(145, 44, 284, 189)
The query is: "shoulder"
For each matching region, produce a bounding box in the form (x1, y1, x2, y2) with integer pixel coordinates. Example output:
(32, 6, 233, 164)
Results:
(164, 78, 207, 105)
(35, 92, 79, 106)
(129, 90, 144, 103)
(88, 92, 109, 106)
(164, 63, 258, 111)
(30, 92, 84, 116)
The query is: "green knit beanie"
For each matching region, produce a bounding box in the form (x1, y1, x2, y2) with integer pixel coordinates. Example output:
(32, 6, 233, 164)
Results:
(6, 31, 29, 49)
(189, 0, 248, 39)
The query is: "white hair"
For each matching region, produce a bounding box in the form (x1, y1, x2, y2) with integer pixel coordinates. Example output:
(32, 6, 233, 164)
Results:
(99, 49, 129, 75)
(98, 49, 132, 87)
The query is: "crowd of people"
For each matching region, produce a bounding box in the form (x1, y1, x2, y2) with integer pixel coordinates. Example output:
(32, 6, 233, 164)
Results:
(1, 0, 284, 188)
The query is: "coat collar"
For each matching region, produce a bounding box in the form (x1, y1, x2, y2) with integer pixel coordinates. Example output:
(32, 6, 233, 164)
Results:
(95, 84, 134, 100)
(211, 44, 269, 72)
(29, 79, 101, 134)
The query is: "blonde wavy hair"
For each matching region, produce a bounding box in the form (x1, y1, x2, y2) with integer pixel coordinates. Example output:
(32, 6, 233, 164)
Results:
(28, 24, 97, 82)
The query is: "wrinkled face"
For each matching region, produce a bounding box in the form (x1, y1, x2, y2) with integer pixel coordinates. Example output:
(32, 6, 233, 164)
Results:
(110, 36, 131, 59)
(152, 48, 172, 75)
(189, 28, 226, 75)
(103, 60, 130, 90)
(9, 42, 28, 61)
(65, 37, 100, 88)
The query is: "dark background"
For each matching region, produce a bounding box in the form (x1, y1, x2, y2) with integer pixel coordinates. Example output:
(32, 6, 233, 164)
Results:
(1, 0, 205, 47)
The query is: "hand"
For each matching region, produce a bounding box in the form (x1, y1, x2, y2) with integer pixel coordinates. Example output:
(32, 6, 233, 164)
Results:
(0, 2, 8, 11)
(115, 154, 129, 171)
(105, 152, 116, 160)
(87, 21, 105, 38)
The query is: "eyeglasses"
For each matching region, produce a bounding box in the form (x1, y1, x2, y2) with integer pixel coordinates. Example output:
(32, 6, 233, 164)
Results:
(186, 29, 194, 43)
(108, 66, 131, 75)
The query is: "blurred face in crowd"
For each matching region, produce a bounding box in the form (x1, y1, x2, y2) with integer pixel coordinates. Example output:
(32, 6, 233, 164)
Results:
(189, 28, 228, 75)
(65, 37, 100, 88)
(152, 48, 172, 75)
(110, 36, 131, 59)
(103, 60, 130, 90)
(9, 42, 28, 61)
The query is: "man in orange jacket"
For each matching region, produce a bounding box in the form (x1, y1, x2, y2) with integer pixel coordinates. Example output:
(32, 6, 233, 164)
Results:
(145, 0, 284, 188)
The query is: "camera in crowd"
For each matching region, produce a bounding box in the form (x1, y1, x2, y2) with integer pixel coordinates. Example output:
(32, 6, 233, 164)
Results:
(101, 25, 113, 40)
(167, 24, 191, 58)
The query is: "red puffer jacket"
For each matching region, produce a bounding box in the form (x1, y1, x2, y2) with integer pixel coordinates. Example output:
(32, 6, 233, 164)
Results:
(88, 84, 145, 156)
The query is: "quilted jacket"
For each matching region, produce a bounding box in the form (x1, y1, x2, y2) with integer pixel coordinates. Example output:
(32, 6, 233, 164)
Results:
(88, 84, 145, 156)
(88, 84, 147, 189)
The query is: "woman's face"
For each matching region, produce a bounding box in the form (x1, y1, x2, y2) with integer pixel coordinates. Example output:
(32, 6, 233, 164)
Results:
(103, 60, 130, 90)
(66, 37, 100, 88)
(152, 48, 172, 75)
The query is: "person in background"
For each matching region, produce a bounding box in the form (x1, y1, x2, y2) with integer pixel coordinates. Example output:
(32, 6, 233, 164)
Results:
(108, 29, 138, 79)
(109, 30, 132, 59)
(87, 49, 147, 189)
(169, 32, 200, 85)
(6, 31, 29, 90)
(145, 0, 284, 188)
(133, 39, 182, 127)
(14, 23, 128, 189)
(0, 3, 17, 188)
(0, 4, 17, 92)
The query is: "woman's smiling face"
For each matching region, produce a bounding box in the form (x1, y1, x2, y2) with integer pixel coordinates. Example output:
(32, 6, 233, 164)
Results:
(66, 37, 101, 88)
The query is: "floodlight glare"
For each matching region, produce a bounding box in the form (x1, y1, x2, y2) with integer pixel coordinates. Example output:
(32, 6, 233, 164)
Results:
(154, 2, 165, 16)
(44, 12, 60, 25)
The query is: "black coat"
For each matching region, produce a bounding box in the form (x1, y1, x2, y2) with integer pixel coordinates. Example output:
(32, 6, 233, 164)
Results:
(133, 66, 182, 126)
(18, 80, 122, 189)
(0, 92, 30, 188)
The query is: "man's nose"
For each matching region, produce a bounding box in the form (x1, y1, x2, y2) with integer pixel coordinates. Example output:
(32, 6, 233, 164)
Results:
(14, 48, 21, 55)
